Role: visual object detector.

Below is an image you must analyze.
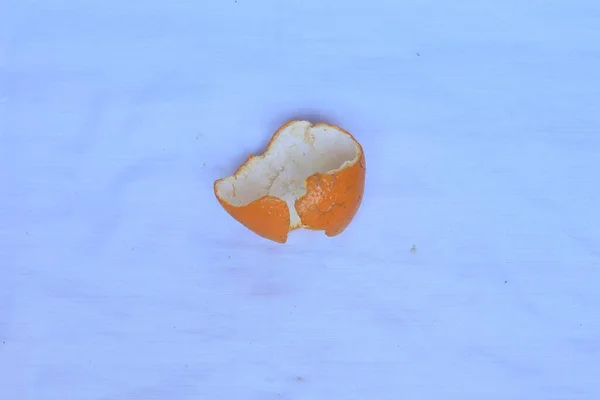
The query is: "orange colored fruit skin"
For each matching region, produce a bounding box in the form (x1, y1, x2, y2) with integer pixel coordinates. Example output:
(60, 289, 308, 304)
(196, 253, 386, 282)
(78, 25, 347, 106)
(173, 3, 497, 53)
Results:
(214, 187, 291, 243)
(214, 121, 365, 243)
(296, 147, 366, 237)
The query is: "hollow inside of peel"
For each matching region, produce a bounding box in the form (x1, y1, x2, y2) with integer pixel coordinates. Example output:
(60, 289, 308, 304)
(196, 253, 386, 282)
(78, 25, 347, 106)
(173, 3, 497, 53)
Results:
(215, 121, 360, 228)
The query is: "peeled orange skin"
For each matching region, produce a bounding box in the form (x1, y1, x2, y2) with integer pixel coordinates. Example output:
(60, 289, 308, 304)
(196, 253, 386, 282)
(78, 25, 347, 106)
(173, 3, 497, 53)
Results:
(214, 120, 366, 243)
(215, 192, 291, 243)
(295, 152, 366, 237)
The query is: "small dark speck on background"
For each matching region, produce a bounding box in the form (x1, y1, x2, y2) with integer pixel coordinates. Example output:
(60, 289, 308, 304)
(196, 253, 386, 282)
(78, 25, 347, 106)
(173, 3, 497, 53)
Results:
(505, 280, 507, 283)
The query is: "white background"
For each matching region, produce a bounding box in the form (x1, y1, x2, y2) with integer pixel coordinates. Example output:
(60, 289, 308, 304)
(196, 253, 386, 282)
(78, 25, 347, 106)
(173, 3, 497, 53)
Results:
(1, 0, 599, 398)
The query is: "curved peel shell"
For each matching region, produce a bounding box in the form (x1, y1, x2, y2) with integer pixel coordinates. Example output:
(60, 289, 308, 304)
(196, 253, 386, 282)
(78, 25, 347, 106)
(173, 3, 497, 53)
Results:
(214, 120, 365, 243)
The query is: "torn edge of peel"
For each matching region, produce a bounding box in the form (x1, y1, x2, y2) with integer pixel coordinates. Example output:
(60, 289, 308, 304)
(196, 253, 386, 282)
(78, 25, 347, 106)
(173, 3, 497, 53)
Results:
(311, 122, 364, 173)
(214, 120, 363, 189)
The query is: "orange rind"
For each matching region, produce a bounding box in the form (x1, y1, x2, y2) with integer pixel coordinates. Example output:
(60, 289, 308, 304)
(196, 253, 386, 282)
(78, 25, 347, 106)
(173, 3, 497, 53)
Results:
(214, 120, 366, 243)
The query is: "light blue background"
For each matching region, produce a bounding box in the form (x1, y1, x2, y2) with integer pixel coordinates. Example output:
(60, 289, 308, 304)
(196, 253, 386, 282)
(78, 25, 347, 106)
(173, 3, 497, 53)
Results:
(1, 0, 599, 398)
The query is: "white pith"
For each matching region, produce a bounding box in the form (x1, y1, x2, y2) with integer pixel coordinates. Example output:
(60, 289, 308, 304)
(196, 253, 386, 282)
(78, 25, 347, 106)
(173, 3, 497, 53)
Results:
(215, 121, 360, 228)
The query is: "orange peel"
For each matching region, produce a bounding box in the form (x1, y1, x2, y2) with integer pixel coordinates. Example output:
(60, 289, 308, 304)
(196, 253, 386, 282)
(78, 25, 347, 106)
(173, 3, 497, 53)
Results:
(214, 120, 366, 243)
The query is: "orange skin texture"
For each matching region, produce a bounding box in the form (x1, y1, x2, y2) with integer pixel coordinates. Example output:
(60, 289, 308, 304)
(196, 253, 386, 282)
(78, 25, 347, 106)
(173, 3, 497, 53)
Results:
(215, 193, 290, 244)
(214, 121, 365, 243)
(296, 150, 366, 237)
